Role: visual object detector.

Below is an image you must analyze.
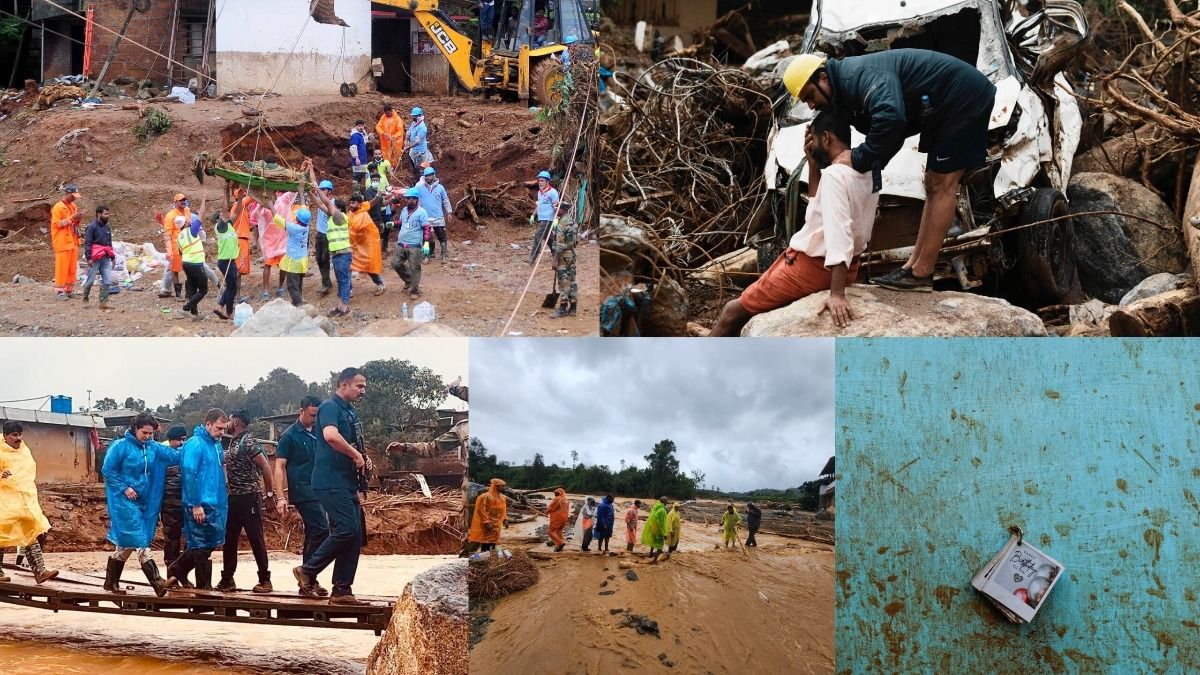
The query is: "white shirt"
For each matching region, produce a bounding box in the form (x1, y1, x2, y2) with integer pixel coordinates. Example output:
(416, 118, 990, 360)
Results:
(789, 163, 878, 268)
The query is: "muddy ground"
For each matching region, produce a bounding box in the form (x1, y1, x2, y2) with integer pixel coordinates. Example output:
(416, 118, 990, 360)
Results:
(470, 496, 835, 674)
(36, 483, 461, 556)
(0, 551, 452, 674)
(0, 93, 596, 336)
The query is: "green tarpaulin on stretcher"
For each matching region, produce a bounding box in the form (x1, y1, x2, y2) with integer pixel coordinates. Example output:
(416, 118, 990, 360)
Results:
(206, 166, 302, 193)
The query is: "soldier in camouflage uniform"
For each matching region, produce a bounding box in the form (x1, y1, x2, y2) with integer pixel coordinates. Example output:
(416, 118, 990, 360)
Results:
(551, 214, 578, 318)
(159, 425, 189, 575)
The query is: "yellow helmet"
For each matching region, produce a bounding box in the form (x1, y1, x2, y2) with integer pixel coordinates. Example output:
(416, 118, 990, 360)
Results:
(783, 54, 827, 99)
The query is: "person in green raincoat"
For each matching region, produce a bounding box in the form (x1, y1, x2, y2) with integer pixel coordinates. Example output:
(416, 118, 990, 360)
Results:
(641, 496, 669, 562)
(665, 502, 682, 554)
(720, 503, 741, 549)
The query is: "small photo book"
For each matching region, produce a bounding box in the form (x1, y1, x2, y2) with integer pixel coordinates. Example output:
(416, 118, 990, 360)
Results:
(971, 532, 1064, 623)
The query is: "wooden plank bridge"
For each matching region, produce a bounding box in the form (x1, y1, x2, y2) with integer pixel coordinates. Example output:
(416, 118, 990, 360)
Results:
(0, 565, 395, 634)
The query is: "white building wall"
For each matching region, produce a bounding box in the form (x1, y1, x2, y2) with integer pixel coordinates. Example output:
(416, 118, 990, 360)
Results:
(215, 0, 373, 96)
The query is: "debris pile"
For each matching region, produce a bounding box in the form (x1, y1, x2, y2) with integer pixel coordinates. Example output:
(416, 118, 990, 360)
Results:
(468, 550, 540, 601)
(599, 59, 774, 273)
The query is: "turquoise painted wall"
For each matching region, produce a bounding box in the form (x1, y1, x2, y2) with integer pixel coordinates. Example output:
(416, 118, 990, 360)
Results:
(836, 339, 1200, 673)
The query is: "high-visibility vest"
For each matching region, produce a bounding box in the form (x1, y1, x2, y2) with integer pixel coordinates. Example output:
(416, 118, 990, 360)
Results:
(327, 211, 351, 253)
(178, 226, 205, 264)
(215, 224, 238, 261)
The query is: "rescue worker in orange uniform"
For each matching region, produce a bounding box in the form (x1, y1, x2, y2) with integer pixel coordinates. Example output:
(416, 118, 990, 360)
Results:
(157, 193, 191, 299)
(229, 188, 256, 276)
(546, 487, 569, 552)
(467, 478, 508, 552)
(375, 103, 405, 170)
(49, 184, 82, 299)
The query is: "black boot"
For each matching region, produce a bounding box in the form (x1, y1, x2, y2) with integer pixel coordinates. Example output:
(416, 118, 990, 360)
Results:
(252, 570, 273, 594)
(195, 559, 213, 590)
(215, 572, 237, 592)
(141, 559, 168, 597)
(174, 283, 183, 298)
(103, 556, 127, 595)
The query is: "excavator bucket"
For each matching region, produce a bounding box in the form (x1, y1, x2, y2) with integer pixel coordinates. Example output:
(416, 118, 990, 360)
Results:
(309, 0, 348, 27)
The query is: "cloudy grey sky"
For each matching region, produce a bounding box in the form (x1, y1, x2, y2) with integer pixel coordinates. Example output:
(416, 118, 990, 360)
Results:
(470, 339, 834, 492)
(0, 338, 468, 411)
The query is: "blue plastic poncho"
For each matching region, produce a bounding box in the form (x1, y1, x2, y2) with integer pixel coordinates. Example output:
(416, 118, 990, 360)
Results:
(180, 424, 228, 549)
(593, 498, 615, 539)
(102, 430, 180, 549)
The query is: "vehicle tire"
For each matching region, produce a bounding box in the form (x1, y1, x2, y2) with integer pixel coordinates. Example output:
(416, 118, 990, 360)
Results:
(339, 82, 351, 97)
(1013, 187, 1077, 307)
(530, 58, 565, 107)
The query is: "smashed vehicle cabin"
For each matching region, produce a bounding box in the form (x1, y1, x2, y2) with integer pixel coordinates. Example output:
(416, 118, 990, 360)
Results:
(760, 0, 1089, 307)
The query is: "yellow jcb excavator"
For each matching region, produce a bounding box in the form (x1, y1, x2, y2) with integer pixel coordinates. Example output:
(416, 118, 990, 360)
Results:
(377, 0, 595, 105)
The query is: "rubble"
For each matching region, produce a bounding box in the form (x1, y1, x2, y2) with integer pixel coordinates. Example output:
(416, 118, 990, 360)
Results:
(366, 560, 468, 675)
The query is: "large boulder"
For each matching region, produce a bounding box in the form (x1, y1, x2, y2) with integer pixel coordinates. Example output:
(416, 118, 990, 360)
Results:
(1066, 172, 1187, 303)
(367, 560, 467, 675)
(1118, 272, 1188, 308)
(230, 299, 334, 337)
(742, 286, 1047, 336)
(640, 276, 688, 337)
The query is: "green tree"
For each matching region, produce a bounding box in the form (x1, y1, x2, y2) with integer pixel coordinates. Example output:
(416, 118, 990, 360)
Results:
(351, 359, 445, 448)
(122, 397, 147, 411)
(93, 397, 118, 411)
(528, 453, 548, 486)
(244, 368, 311, 419)
(645, 439, 682, 498)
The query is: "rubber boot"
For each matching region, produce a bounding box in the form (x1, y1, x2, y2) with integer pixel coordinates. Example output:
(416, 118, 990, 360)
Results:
(195, 559, 213, 591)
(141, 559, 169, 597)
(174, 283, 183, 299)
(440, 245, 449, 262)
(252, 570, 273, 594)
(103, 556, 127, 594)
(215, 572, 237, 592)
(626, 542, 634, 552)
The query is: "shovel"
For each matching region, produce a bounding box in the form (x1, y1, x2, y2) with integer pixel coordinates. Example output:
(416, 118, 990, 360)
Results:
(542, 274, 559, 309)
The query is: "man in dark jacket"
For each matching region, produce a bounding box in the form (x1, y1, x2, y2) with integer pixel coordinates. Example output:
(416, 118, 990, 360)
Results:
(784, 49, 996, 291)
(81, 205, 116, 309)
(745, 502, 762, 547)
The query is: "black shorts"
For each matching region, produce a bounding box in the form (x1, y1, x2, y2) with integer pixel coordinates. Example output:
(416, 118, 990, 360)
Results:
(919, 100, 994, 174)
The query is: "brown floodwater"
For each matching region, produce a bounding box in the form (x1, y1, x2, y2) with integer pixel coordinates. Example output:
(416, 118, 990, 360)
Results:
(0, 551, 453, 674)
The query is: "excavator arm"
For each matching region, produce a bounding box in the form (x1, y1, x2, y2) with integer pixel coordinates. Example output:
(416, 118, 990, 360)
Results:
(373, 0, 481, 92)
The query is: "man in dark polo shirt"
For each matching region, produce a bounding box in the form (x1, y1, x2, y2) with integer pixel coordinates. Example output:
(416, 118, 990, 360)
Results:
(159, 425, 190, 574)
(273, 395, 329, 597)
(294, 368, 374, 605)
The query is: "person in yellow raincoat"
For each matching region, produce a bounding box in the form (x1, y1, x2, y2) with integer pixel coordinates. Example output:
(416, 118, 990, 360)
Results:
(641, 496, 668, 562)
(545, 488, 569, 552)
(348, 193, 386, 295)
(468, 478, 507, 552)
(665, 502, 682, 554)
(0, 422, 58, 584)
(720, 503, 741, 549)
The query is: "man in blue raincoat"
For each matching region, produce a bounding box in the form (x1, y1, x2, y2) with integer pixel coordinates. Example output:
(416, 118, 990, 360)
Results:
(166, 408, 229, 591)
(592, 494, 615, 553)
(101, 412, 179, 597)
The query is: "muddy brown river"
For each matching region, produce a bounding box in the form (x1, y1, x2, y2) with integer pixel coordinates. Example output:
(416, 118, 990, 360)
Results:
(0, 551, 453, 673)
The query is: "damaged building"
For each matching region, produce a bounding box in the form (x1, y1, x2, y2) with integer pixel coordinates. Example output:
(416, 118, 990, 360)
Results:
(11, 0, 462, 96)
(0, 404, 107, 484)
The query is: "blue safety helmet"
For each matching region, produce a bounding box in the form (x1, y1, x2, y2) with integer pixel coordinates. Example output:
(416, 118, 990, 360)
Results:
(318, 180, 334, 191)
(296, 208, 312, 225)
(411, 107, 424, 116)
(423, 167, 437, 177)
(564, 36, 578, 44)
(404, 187, 420, 198)
(537, 170, 552, 180)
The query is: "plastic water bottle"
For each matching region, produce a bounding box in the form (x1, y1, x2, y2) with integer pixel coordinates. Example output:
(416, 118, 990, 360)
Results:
(401, 302, 409, 319)
(413, 301, 436, 322)
(233, 301, 254, 327)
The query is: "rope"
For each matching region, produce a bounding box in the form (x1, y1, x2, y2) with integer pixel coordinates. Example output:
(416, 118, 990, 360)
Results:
(39, 0, 218, 86)
(0, 395, 51, 405)
(256, 15, 313, 109)
(497, 81, 597, 336)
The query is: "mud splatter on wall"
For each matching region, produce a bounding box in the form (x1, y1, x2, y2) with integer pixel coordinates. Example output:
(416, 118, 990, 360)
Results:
(836, 339, 1200, 673)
